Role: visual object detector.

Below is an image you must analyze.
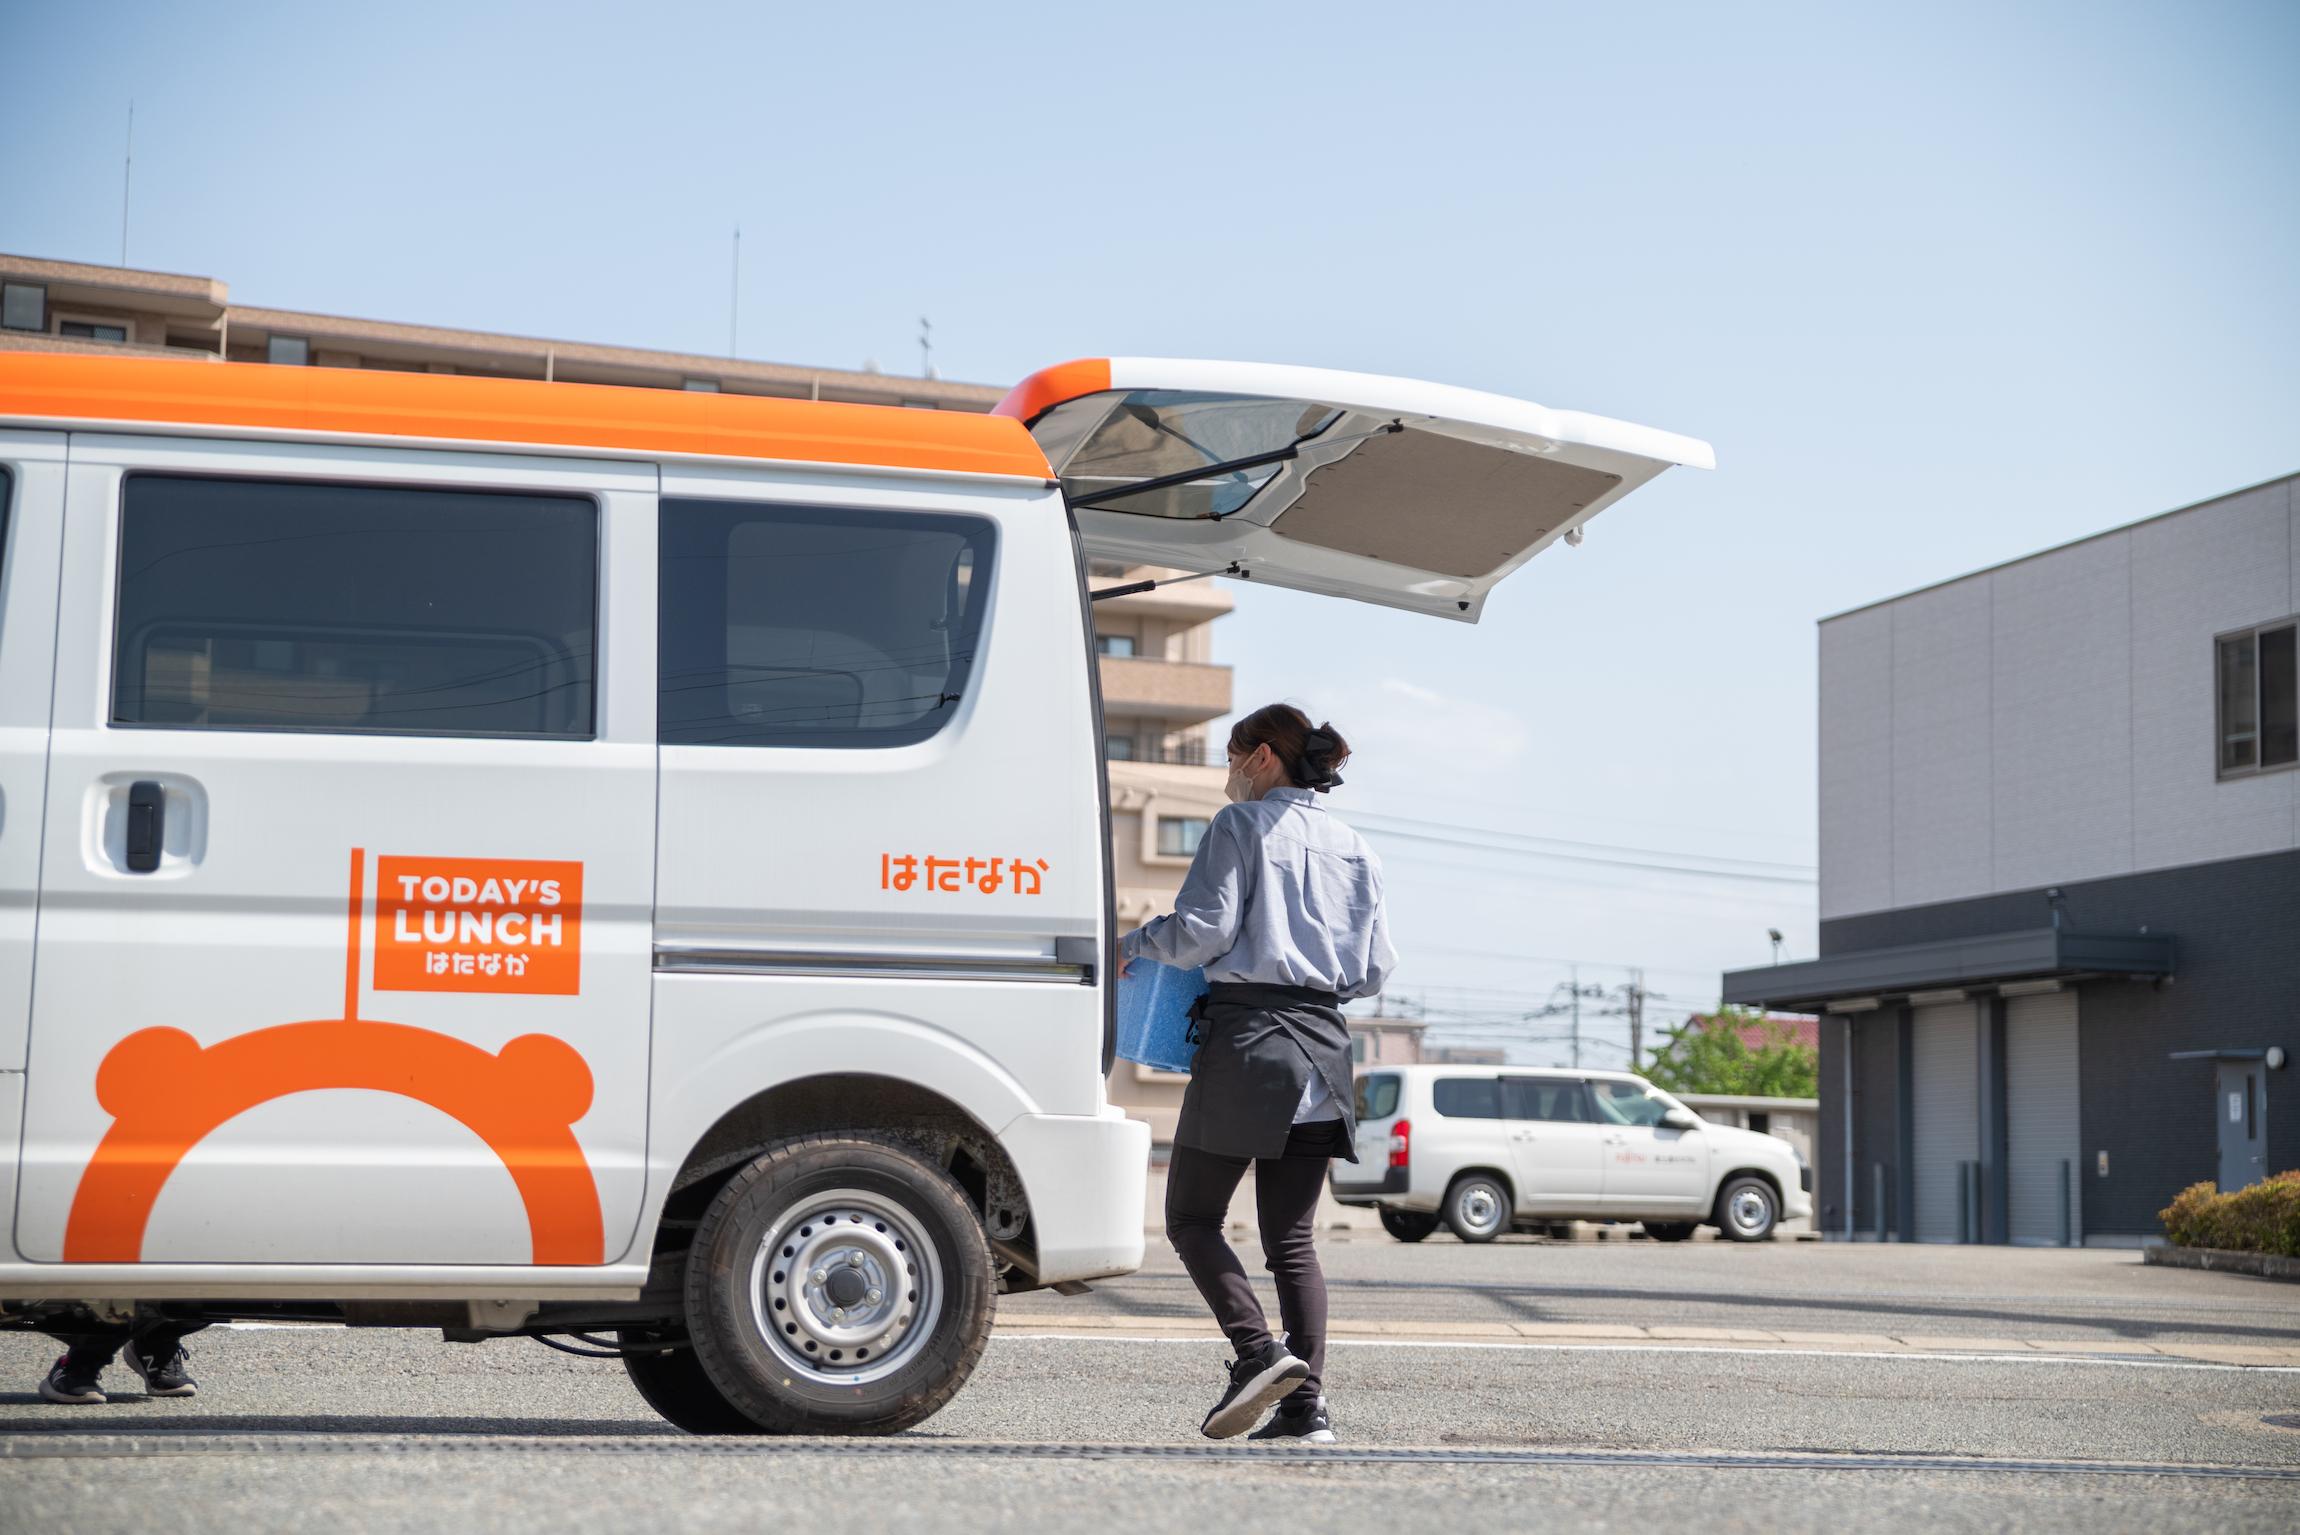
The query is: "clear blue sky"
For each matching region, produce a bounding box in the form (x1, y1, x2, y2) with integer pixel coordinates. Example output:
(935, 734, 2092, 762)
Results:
(7, 1, 2296, 1063)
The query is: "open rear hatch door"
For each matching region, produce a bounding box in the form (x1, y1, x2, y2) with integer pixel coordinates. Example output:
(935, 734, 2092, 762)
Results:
(998, 358, 1713, 622)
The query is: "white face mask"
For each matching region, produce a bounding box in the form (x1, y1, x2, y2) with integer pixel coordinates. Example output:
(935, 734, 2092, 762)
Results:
(1224, 753, 1256, 804)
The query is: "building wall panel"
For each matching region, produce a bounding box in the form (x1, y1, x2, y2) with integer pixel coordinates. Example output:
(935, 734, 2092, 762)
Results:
(1989, 531, 2134, 892)
(1819, 606, 1895, 919)
(1889, 579, 1994, 909)
(2127, 482, 2294, 871)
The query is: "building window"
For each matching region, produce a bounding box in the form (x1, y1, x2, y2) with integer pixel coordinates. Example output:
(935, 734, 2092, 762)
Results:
(1095, 633, 1136, 657)
(2218, 620, 2298, 777)
(1350, 1033, 1368, 1064)
(57, 318, 130, 343)
(112, 476, 597, 739)
(2, 283, 44, 332)
(1104, 731, 1137, 761)
(658, 499, 993, 749)
(1156, 816, 1209, 857)
(267, 335, 310, 366)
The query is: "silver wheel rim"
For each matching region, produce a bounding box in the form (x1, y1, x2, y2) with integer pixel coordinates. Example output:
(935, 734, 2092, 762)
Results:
(1728, 1186, 1772, 1236)
(1456, 1183, 1504, 1235)
(748, 1188, 942, 1387)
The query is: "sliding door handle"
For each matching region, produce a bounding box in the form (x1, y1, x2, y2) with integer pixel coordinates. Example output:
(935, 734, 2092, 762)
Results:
(125, 780, 165, 873)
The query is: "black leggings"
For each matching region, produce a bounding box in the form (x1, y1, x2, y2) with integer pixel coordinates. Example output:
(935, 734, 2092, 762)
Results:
(1164, 1118, 1344, 1404)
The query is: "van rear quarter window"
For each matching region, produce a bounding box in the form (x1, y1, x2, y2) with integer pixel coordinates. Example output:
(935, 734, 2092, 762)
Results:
(658, 499, 994, 748)
(111, 475, 596, 738)
(1355, 1072, 1401, 1121)
(1432, 1076, 1504, 1119)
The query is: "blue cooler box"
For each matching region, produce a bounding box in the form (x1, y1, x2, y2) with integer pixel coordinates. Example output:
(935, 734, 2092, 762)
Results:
(1114, 962, 1209, 1074)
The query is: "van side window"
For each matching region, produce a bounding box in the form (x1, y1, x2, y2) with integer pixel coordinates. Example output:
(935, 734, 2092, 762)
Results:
(112, 476, 596, 739)
(1355, 1073, 1401, 1121)
(1504, 1077, 1592, 1123)
(658, 499, 994, 748)
(1432, 1077, 1503, 1119)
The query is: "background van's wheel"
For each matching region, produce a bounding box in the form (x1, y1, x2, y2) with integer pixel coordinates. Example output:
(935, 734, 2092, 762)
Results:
(684, 1135, 995, 1435)
(617, 1332, 761, 1435)
(1380, 1210, 1441, 1243)
(1443, 1174, 1511, 1244)
(1715, 1176, 1780, 1243)
(1641, 1221, 1698, 1242)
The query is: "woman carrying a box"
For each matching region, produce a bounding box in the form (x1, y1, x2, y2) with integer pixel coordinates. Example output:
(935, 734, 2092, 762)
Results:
(1120, 702, 1395, 1443)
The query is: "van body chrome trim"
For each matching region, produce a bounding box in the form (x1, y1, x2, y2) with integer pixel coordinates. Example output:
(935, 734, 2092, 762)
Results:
(654, 946, 1093, 985)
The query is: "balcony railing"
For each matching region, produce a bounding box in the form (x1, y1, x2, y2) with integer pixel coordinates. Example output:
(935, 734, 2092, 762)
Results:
(1108, 739, 1214, 767)
(1097, 655, 1232, 723)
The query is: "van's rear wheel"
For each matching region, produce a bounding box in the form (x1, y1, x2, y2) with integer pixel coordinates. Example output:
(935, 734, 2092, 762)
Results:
(1443, 1174, 1511, 1244)
(683, 1135, 995, 1435)
(1380, 1210, 1441, 1243)
(617, 1332, 760, 1435)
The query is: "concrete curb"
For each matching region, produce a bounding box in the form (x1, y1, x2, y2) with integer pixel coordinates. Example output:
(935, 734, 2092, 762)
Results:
(2145, 1245, 2300, 1282)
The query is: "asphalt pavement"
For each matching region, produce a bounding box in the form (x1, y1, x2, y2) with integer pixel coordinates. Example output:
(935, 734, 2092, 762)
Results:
(4, 1241, 2299, 1533)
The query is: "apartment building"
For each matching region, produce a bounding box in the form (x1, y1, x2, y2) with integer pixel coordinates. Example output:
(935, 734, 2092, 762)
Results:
(0, 250, 1238, 1140)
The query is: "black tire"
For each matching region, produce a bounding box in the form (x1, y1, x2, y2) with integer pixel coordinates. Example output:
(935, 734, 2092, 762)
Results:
(1714, 1175, 1780, 1243)
(1380, 1210, 1441, 1243)
(684, 1135, 996, 1435)
(1442, 1173, 1511, 1244)
(618, 1332, 761, 1435)
(1641, 1221, 1698, 1242)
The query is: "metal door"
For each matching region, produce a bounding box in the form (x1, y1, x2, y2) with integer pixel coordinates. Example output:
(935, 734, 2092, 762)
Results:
(2005, 991, 2080, 1244)
(2218, 1060, 2267, 1190)
(1910, 1002, 1980, 1242)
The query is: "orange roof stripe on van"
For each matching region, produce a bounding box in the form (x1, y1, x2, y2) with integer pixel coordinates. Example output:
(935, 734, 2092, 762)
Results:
(0, 354, 1054, 480)
(992, 358, 1111, 425)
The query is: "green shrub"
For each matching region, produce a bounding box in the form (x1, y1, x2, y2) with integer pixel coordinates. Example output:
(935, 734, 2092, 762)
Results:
(2159, 1171, 2300, 1257)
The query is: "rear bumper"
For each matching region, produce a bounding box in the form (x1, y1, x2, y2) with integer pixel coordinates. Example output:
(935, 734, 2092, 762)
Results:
(1329, 1165, 1410, 1205)
(999, 1107, 1150, 1285)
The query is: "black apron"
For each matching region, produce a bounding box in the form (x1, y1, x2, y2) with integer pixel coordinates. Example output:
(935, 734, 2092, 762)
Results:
(1173, 982, 1359, 1163)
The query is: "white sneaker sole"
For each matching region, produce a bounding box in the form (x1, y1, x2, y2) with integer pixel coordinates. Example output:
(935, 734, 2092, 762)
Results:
(39, 1376, 106, 1405)
(1201, 1354, 1310, 1439)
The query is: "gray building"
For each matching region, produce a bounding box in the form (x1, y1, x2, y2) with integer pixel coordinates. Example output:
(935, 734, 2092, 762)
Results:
(1725, 473, 2299, 1245)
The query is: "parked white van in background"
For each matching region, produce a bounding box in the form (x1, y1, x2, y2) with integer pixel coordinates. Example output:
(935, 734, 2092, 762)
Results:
(1332, 1065, 1811, 1243)
(0, 354, 1709, 1433)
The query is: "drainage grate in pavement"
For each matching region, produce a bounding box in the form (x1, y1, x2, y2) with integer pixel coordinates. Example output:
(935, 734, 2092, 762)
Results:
(3, 1435, 2297, 1480)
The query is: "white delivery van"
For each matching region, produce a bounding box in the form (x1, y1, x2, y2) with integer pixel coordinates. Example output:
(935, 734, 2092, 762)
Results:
(0, 353, 1709, 1432)
(1332, 1065, 1811, 1243)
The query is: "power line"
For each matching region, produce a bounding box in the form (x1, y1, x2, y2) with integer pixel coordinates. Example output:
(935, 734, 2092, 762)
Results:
(1341, 808, 1816, 876)
(1339, 817, 1816, 886)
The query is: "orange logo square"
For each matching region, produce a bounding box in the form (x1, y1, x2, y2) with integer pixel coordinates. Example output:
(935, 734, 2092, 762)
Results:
(374, 856, 583, 996)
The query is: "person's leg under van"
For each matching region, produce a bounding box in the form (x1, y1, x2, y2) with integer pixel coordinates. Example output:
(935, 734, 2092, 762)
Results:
(1165, 1142, 1278, 1362)
(1256, 1119, 1342, 1404)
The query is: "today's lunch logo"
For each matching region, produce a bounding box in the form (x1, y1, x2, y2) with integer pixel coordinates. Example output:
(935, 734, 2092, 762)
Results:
(374, 856, 584, 996)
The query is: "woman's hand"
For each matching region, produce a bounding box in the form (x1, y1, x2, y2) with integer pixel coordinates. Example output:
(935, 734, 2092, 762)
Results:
(1118, 955, 1140, 979)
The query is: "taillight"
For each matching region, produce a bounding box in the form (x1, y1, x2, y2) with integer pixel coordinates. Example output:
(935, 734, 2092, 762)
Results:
(1388, 1118, 1411, 1169)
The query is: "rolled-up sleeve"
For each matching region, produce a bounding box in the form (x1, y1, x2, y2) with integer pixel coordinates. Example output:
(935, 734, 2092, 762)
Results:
(1121, 810, 1252, 972)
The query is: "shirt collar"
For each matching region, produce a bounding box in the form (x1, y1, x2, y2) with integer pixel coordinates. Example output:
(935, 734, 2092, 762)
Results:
(1266, 787, 1319, 807)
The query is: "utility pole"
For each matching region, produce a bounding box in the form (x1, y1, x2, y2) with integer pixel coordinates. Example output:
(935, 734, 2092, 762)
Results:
(1569, 964, 1581, 1069)
(1627, 967, 1645, 1070)
(120, 101, 134, 267)
(919, 316, 934, 379)
(729, 226, 741, 357)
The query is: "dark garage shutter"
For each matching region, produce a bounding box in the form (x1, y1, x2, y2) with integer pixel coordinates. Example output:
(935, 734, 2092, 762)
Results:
(1911, 1002, 1979, 1242)
(2005, 990, 2081, 1245)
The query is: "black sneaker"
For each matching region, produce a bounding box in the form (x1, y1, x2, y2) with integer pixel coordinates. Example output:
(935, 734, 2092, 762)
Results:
(39, 1355, 107, 1405)
(1200, 1343, 1309, 1439)
(122, 1341, 197, 1398)
(1249, 1394, 1336, 1445)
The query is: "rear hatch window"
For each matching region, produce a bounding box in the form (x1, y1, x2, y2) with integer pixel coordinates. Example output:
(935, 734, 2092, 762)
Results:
(1355, 1072, 1401, 1122)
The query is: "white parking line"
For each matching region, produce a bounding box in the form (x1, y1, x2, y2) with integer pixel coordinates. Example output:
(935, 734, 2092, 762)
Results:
(992, 1332, 2300, 1374)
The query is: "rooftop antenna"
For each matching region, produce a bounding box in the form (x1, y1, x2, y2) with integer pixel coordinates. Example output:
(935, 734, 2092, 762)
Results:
(120, 100, 134, 267)
(1768, 928, 1786, 964)
(728, 225, 740, 358)
(918, 316, 934, 379)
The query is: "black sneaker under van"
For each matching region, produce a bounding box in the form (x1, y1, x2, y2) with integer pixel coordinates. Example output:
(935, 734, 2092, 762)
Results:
(39, 1355, 107, 1405)
(1249, 1394, 1336, 1445)
(1200, 1344, 1309, 1439)
(122, 1341, 197, 1398)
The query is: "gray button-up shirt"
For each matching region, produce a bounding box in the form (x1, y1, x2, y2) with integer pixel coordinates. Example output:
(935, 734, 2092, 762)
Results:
(1121, 787, 1396, 1000)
